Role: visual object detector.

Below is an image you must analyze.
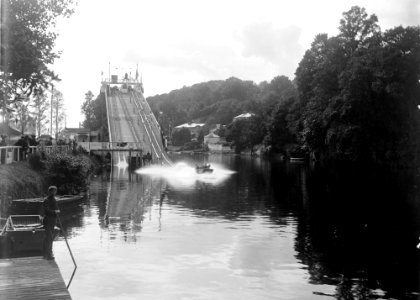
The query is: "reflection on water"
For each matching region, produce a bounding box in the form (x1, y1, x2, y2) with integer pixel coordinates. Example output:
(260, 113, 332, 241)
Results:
(53, 155, 419, 300)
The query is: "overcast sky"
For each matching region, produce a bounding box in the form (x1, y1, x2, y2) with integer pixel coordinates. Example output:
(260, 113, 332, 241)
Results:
(52, 0, 420, 127)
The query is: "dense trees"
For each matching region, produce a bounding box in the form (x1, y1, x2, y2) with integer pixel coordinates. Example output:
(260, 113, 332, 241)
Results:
(148, 75, 298, 155)
(295, 6, 420, 165)
(147, 77, 260, 127)
(172, 128, 192, 146)
(81, 91, 95, 129)
(225, 115, 265, 154)
(148, 6, 420, 168)
(1, 0, 76, 97)
(0, 0, 75, 141)
(81, 91, 109, 140)
(1, 0, 75, 138)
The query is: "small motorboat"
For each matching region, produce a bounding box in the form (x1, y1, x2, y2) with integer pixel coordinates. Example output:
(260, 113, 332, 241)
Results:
(196, 163, 213, 174)
(11, 194, 84, 214)
(0, 215, 45, 256)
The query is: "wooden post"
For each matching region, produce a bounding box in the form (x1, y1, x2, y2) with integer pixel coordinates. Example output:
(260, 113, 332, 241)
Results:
(140, 149, 143, 167)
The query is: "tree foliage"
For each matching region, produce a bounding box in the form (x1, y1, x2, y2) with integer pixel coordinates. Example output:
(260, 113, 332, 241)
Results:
(81, 91, 108, 141)
(1, 0, 76, 96)
(14, 100, 31, 134)
(172, 127, 192, 146)
(81, 91, 94, 128)
(52, 89, 65, 138)
(0, 0, 76, 133)
(147, 77, 259, 127)
(225, 116, 265, 154)
(44, 151, 94, 194)
(295, 6, 420, 165)
(32, 93, 50, 137)
(147, 6, 420, 168)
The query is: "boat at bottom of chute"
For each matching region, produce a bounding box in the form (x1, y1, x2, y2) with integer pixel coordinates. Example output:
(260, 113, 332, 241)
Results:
(195, 163, 213, 174)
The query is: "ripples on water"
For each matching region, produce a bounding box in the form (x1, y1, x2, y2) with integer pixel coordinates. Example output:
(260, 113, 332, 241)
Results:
(52, 155, 419, 300)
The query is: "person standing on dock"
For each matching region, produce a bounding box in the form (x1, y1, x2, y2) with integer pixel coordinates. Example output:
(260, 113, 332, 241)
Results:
(42, 186, 60, 260)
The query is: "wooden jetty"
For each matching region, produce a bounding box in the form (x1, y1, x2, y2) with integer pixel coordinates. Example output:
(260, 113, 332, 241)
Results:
(0, 256, 71, 300)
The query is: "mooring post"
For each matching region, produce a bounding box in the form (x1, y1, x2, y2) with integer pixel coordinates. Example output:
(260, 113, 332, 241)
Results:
(136, 152, 139, 167)
(140, 150, 143, 167)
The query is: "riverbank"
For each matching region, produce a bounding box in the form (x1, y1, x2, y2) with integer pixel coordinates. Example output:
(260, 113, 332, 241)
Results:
(0, 153, 100, 217)
(0, 162, 47, 216)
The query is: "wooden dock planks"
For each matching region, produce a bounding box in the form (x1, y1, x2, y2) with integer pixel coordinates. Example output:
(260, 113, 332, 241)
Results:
(0, 256, 71, 300)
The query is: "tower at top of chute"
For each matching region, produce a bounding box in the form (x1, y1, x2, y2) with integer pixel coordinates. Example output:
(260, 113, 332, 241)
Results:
(101, 64, 144, 94)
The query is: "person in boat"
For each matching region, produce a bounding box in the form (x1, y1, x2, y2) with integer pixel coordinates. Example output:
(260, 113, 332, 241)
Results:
(196, 163, 210, 169)
(42, 186, 60, 260)
(146, 152, 152, 163)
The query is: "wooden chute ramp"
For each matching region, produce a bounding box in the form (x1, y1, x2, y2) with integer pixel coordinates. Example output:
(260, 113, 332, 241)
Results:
(103, 77, 171, 167)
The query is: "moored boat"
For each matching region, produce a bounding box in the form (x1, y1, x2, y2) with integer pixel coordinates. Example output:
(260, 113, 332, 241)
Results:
(0, 215, 45, 257)
(11, 194, 84, 214)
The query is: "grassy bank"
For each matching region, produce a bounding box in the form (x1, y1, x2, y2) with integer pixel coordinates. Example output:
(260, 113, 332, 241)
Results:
(0, 162, 47, 200)
(0, 151, 100, 217)
(0, 162, 47, 217)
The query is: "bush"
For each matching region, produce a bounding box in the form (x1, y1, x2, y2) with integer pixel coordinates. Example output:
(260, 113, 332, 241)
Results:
(172, 128, 192, 146)
(72, 145, 88, 155)
(28, 152, 44, 170)
(44, 151, 94, 194)
(181, 141, 201, 151)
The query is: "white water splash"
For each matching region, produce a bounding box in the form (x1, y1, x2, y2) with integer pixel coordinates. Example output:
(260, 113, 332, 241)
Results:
(114, 156, 128, 169)
(136, 161, 235, 187)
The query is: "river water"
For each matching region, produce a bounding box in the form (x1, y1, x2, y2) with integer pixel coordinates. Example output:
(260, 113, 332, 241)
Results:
(54, 154, 419, 299)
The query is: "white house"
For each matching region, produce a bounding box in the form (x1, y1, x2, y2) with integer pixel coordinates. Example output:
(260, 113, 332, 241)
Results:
(204, 132, 220, 144)
(204, 132, 231, 152)
(173, 122, 205, 139)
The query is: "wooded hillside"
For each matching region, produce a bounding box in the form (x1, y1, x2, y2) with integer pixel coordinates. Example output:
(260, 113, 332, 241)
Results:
(146, 7, 420, 168)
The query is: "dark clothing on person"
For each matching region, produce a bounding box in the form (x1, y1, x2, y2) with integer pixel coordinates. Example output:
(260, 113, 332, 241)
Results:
(28, 135, 37, 146)
(15, 137, 29, 160)
(0, 137, 6, 164)
(142, 152, 151, 165)
(42, 195, 59, 259)
(43, 195, 59, 216)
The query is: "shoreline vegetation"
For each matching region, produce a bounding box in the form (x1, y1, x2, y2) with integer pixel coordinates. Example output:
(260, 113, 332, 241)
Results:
(146, 6, 420, 172)
(1, 3, 419, 214)
(0, 149, 100, 217)
(0, 162, 46, 215)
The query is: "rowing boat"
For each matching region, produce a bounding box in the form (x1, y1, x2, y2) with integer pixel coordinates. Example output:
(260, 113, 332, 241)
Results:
(0, 215, 45, 257)
(11, 194, 84, 214)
